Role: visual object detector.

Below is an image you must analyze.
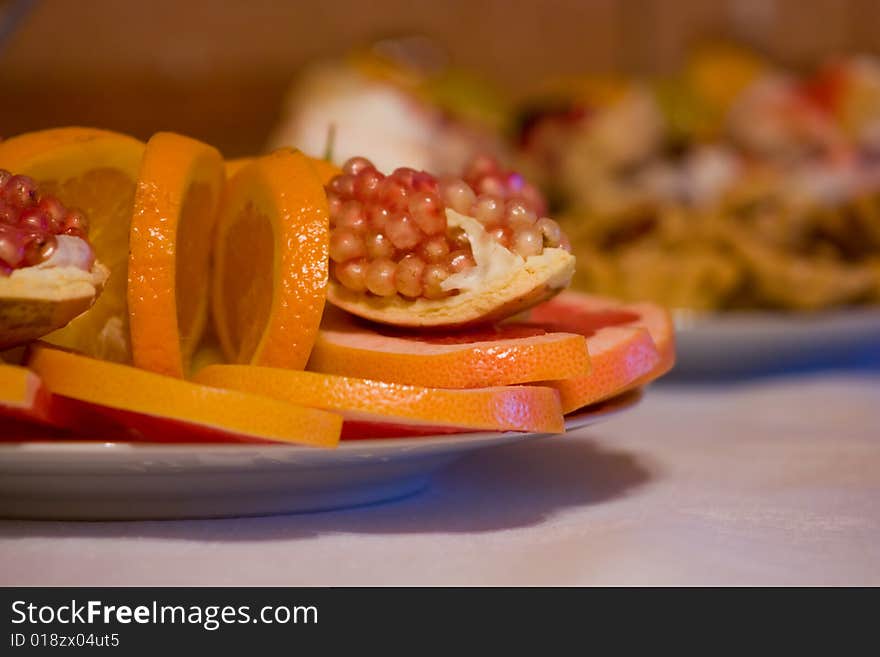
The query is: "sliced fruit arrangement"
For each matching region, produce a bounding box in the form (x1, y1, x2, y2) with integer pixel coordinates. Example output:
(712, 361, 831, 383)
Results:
(0, 169, 108, 349)
(0, 127, 145, 362)
(26, 344, 342, 446)
(324, 155, 575, 327)
(309, 306, 590, 388)
(525, 291, 675, 413)
(0, 124, 675, 447)
(128, 133, 224, 377)
(194, 364, 565, 436)
(212, 148, 330, 369)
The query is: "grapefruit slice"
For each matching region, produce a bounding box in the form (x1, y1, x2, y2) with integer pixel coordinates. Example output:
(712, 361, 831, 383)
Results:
(212, 148, 329, 369)
(526, 292, 675, 413)
(27, 344, 342, 446)
(128, 132, 225, 377)
(194, 364, 565, 436)
(0, 128, 146, 362)
(308, 307, 589, 388)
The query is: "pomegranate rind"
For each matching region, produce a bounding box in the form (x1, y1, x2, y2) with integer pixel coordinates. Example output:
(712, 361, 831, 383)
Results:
(194, 364, 566, 435)
(0, 262, 109, 349)
(327, 246, 575, 328)
(308, 306, 590, 388)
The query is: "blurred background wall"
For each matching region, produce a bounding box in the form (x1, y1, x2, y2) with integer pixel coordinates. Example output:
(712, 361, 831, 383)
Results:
(0, 0, 878, 155)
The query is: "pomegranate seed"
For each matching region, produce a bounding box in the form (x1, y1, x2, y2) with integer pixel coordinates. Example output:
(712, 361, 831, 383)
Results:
(0, 204, 16, 225)
(4, 175, 37, 206)
(37, 196, 67, 230)
(0, 230, 23, 267)
(21, 233, 54, 267)
(488, 225, 511, 248)
(512, 227, 543, 258)
(390, 167, 417, 187)
(395, 255, 425, 298)
(329, 174, 356, 199)
(422, 263, 449, 299)
(473, 195, 504, 225)
(378, 178, 410, 210)
(327, 193, 343, 220)
(337, 201, 368, 233)
(449, 226, 471, 251)
(439, 178, 476, 215)
(448, 250, 476, 273)
(334, 259, 368, 292)
(342, 156, 375, 177)
(366, 258, 397, 297)
(62, 210, 88, 238)
(364, 231, 394, 260)
(354, 168, 383, 201)
(19, 208, 49, 233)
(408, 192, 445, 235)
(477, 174, 506, 197)
(536, 217, 563, 248)
(329, 229, 366, 262)
(385, 212, 423, 250)
(368, 205, 391, 232)
(417, 235, 450, 263)
(411, 171, 439, 193)
(505, 200, 537, 229)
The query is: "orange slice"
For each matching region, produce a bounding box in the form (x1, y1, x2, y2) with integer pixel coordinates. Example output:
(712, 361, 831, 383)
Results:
(213, 148, 329, 369)
(225, 156, 340, 185)
(128, 132, 224, 377)
(0, 127, 146, 362)
(0, 363, 71, 432)
(194, 364, 565, 435)
(27, 344, 342, 446)
(308, 307, 590, 388)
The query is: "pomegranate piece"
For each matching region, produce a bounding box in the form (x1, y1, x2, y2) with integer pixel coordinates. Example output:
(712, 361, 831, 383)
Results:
(325, 156, 575, 328)
(0, 169, 106, 349)
(0, 169, 95, 275)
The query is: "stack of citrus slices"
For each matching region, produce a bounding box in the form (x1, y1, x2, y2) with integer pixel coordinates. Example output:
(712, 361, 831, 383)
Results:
(0, 127, 674, 448)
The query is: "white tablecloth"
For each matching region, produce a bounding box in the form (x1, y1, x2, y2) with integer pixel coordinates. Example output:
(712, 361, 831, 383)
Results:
(1, 374, 878, 586)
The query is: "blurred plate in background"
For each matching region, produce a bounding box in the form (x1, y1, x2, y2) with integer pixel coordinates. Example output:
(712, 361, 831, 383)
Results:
(672, 308, 880, 378)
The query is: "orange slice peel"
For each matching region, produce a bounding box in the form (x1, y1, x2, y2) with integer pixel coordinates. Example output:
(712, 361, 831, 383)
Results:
(128, 132, 224, 377)
(213, 148, 330, 369)
(308, 307, 590, 388)
(194, 364, 566, 436)
(27, 344, 342, 446)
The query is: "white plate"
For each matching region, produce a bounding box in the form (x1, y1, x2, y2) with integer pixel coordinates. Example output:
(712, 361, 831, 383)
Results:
(673, 308, 880, 377)
(0, 390, 641, 520)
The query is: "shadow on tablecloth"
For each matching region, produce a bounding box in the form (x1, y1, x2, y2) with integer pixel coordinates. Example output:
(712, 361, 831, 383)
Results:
(0, 434, 655, 538)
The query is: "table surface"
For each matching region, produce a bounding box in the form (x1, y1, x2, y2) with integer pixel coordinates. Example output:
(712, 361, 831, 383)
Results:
(1, 373, 878, 586)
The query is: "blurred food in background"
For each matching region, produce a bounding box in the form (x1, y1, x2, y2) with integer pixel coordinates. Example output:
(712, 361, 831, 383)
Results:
(516, 43, 880, 312)
(268, 36, 511, 174)
(275, 40, 880, 313)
